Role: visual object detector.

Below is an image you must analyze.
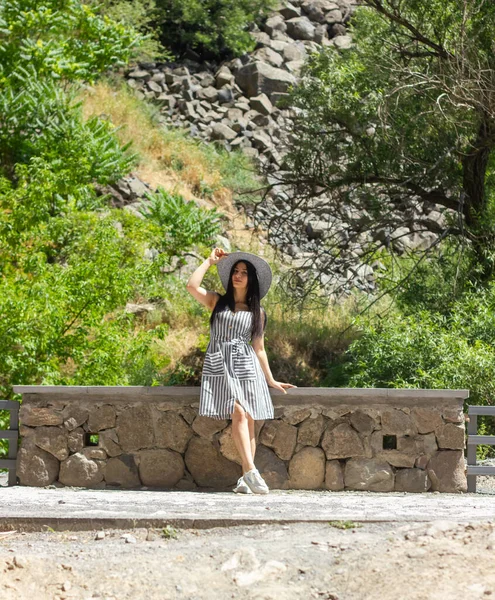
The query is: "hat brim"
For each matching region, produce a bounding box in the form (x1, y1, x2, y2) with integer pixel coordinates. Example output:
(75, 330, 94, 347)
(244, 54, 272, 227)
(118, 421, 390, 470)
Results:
(217, 252, 272, 299)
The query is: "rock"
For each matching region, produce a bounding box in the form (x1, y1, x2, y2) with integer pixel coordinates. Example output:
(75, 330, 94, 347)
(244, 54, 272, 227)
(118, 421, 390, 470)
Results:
(127, 177, 150, 198)
(443, 407, 464, 423)
(211, 122, 238, 142)
(283, 408, 312, 425)
(280, 3, 301, 19)
(286, 17, 316, 40)
(283, 42, 307, 62)
(116, 406, 154, 452)
(251, 31, 271, 47)
(250, 93, 273, 115)
(59, 453, 104, 487)
(395, 468, 431, 492)
(138, 449, 184, 488)
(435, 423, 465, 450)
(325, 460, 344, 490)
(104, 455, 141, 487)
(306, 220, 328, 239)
(410, 407, 444, 434)
(427, 450, 467, 493)
(32, 426, 68, 460)
(297, 414, 326, 446)
(259, 420, 298, 460)
(99, 428, 122, 457)
(333, 34, 352, 49)
(197, 86, 218, 101)
(235, 62, 296, 98)
(185, 436, 241, 487)
(20, 406, 63, 427)
(216, 66, 233, 88)
(88, 405, 116, 432)
(155, 411, 194, 453)
(255, 444, 288, 489)
(288, 446, 325, 489)
(350, 410, 376, 435)
(314, 24, 329, 43)
(321, 423, 365, 459)
(16, 444, 59, 486)
(128, 69, 150, 79)
(251, 130, 273, 151)
(253, 47, 284, 68)
(218, 424, 242, 465)
(217, 88, 235, 104)
(62, 406, 89, 431)
(68, 427, 85, 453)
(264, 15, 287, 36)
(344, 458, 395, 491)
(325, 8, 343, 24)
(192, 416, 229, 439)
(381, 410, 416, 436)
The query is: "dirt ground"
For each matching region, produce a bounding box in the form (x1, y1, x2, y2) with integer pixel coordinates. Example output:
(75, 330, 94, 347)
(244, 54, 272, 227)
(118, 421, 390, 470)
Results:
(1, 520, 494, 600)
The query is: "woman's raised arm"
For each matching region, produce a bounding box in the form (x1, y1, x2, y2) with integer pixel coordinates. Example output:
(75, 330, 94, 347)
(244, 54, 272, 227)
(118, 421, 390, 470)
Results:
(186, 248, 228, 311)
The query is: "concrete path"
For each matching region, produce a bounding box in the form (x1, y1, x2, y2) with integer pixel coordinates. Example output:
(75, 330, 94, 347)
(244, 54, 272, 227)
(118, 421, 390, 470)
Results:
(1, 485, 494, 531)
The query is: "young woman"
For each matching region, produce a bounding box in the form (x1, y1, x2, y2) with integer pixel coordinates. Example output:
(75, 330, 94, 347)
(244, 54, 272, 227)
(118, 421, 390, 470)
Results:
(186, 247, 296, 494)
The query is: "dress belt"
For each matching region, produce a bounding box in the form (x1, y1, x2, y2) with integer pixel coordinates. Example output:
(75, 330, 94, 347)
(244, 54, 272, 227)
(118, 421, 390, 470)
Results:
(212, 337, 250, 355)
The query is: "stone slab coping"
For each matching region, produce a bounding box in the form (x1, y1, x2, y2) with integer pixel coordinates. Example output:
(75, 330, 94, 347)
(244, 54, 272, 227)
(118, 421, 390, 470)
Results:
(13, 385, 469, 407)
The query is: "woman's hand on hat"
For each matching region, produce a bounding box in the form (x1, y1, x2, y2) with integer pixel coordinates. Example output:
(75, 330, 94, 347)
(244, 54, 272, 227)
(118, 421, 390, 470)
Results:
(267, 379, 297, 394)
(208, 247, 229, 265)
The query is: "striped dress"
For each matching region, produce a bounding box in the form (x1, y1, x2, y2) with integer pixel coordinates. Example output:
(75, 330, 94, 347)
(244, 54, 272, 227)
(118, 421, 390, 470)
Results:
(199, 308, 274, 420)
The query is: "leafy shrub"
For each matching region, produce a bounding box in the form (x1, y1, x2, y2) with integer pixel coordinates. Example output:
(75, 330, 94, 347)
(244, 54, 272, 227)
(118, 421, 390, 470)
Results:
(155, 0, 275, 57)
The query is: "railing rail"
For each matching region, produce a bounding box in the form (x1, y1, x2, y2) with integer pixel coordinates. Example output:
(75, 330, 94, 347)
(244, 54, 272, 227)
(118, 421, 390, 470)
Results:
(466, 405, 495, 493)
(0, 400, 19, 486)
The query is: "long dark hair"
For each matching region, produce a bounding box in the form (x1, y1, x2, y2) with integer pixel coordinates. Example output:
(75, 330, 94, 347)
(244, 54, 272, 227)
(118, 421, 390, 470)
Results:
(210, 259, 265, 339)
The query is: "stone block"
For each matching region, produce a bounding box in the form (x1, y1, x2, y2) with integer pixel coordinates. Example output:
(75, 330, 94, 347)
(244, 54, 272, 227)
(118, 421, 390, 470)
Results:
(249, 93, 273, 115)
(235, 62, 296, 98)
(20, 406, 64, 427)
(82, 447, 107, 460)
(255, 444, 288, 489)
(88, 405, 116, 432)
(344, 458, 395, 492)
(436, 423, 465, 450)
(68, 427, 85, 453)
(381, 409, 416, 436)
(105, 455, 141, 488)
(116, 406, 154, 452)
(99, 428, 122, 457)
(283, 408, 312, 425)
(185, 437, 241, 488)
(62, 406, 89, 431)
(288, 446, 326, 489)
(443, 407, 464, 423)
(155, 411, 193, 453)
(17, 444, 59, 486)
(32, 426, 68, 461)
(321, 423, 365, 459)
(427, 450, 467, 493)
(259, 420, 297, 460)
(139, 449, 184, 488)
(192, 416, 228, 439)
(59, 453, 104, 487)
(219, 424, 242, 465)
(325, 460, 344, 491)
(286, 17, 316, 40)
(410, 407, 444, 434)
(395, 468, 431, 493)
(297, 414, 326, 447)
(349, 410, 376, 435)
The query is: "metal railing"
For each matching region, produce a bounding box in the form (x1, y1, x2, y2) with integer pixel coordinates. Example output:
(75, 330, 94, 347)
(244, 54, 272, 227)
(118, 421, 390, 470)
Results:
(0, 400, 19, 486)
(466, 405, 495, 493)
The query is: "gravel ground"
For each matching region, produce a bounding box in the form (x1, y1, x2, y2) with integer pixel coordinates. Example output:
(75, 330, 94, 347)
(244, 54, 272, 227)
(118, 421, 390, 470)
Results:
(1, 520, 495, 600)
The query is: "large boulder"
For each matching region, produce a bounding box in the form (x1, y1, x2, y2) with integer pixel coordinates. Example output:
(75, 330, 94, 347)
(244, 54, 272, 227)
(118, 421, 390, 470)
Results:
(32, 426, 68, 461)
(344, 458, 395, 491)
(427, 450, 467, 493)
(395, 468, 431, 493)
(185, 436, 241, 488)
(20, 406, 63, 427)
(59, 453, 104, 487)
(17, 444, 59, 486)
(321, 422, 365, 459)
(297, 415, 326, 447)
(155, 411, 194, 453)
(116, 405, 154, 452)
(285, 17, 316, 40)
(259, 420, 298, 460)
(288, 447, 325, 489)
(138, 449, 184, 488)
(105, 455, 141, 488)
(88, 405, 116, 432)
(255, 444, 288, 489)
(325, 460, 344, 491)
(235, 62, 296, 98)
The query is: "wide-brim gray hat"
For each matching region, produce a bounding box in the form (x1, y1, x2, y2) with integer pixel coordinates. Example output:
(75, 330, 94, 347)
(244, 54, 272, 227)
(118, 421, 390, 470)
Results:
(217, 252, 272, 299)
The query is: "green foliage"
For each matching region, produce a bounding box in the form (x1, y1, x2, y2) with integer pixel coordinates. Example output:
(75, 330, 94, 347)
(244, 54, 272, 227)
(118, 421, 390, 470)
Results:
(0, 0, 140, 85)
(328, 521, 362, 530)
(139, 187, 221, 253)
(155, 0, 275, 56)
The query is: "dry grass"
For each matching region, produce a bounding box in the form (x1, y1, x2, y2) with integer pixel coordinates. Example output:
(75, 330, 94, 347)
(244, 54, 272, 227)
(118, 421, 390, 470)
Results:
(79, 80, 230, 205)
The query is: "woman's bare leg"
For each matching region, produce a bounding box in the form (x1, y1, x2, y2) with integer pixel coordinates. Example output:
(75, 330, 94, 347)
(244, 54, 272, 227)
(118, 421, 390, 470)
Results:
(247, 414, 256, 461)
(231, 401, 255, 474)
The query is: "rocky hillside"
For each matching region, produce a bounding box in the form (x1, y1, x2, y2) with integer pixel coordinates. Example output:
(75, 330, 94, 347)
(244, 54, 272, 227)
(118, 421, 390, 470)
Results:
(118, 0, 451, 296)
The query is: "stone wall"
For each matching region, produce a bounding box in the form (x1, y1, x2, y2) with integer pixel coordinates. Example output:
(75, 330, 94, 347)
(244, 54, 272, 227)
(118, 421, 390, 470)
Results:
(13, 387, 468, 493)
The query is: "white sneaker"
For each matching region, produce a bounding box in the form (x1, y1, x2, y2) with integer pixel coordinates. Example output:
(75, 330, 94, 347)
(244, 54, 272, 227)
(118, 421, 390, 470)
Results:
(243, 468, 270, 494)
(233, 476, 252, 494)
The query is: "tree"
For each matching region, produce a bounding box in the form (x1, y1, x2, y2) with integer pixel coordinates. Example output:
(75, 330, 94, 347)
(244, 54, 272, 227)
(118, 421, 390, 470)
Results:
(265, 0, 495, 296)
